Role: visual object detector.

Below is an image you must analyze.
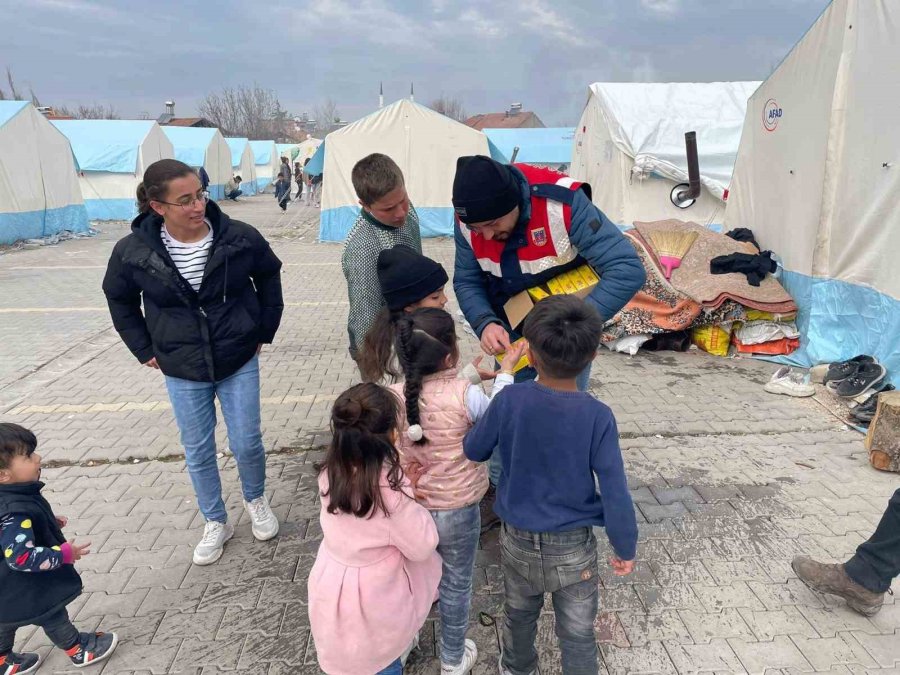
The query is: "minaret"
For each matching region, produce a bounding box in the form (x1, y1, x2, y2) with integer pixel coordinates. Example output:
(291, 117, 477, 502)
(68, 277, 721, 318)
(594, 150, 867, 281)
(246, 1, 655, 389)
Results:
(410, 82, 415, 103)
(379, 82, 384, 109)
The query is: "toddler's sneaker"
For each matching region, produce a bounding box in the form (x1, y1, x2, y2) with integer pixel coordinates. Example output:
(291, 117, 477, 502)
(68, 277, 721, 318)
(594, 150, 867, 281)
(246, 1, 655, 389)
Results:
(245, 495, 279, 541)
(66, 632, 118, 668)
(193, 520, 234, 565)
(441, 639, 477, 675)
(0, 651, 41, 674)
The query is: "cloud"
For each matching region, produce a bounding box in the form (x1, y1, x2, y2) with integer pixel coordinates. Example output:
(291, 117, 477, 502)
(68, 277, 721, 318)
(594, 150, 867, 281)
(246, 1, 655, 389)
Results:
(640, 0, 682, 16)
(518, 0, 587, 47)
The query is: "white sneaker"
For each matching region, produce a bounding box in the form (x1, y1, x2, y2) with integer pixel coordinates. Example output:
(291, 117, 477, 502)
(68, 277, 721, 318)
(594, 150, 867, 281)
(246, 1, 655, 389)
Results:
(442, 639, 477, 675)
(764, 366, 815, 397)
(245, 495, 279, 541)
(193, 521, 234, 565)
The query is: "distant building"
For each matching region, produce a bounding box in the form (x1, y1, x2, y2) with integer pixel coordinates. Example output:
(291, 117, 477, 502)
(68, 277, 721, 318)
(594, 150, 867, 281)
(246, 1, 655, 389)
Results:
(465, 103, 545, 130)
(157, 101, 215, 128)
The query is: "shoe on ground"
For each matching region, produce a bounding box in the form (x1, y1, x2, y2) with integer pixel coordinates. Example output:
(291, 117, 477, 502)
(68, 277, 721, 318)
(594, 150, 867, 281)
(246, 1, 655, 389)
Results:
(245, 495, 279, 541)
(823, 355, 876, 384)
(791, 556, 884, 616)
(0, 651, 41, 674)
(441, 639, 477, 675)
(480, 484, 500, 534)
(67, 632, 119, 668)
(193, 520, 234, 565)
(834, 362, 887, 398)
(850, 384, 895, 423)
(764, 367, 815, 397)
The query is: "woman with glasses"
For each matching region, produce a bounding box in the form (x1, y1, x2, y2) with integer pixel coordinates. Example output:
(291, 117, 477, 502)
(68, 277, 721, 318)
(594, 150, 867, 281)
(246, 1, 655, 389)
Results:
(102, 159, 284, 566)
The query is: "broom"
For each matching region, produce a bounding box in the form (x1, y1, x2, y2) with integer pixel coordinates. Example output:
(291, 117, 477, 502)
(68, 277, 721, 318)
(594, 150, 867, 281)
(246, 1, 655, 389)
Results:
(647, 229, 699, 280)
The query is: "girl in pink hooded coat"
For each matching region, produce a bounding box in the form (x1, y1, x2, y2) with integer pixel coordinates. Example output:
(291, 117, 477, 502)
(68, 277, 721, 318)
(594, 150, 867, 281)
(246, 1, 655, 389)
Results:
(308, 383, 442, 674)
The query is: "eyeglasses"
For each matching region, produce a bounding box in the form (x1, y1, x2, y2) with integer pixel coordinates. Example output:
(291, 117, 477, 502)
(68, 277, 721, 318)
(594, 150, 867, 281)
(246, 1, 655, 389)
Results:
(155, 192, 209, 211)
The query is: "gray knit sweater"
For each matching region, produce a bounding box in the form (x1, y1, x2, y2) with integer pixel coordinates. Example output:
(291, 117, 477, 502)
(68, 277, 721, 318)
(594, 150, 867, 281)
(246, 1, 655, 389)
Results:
(341, 205, 422, 356)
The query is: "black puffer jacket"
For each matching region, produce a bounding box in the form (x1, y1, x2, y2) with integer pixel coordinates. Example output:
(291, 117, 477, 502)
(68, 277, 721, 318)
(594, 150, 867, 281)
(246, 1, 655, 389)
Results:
(103, 201, 284, 382)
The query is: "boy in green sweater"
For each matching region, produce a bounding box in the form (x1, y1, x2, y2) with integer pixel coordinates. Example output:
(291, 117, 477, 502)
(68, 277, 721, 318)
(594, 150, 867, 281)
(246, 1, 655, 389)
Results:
(341, 153, 422, 361)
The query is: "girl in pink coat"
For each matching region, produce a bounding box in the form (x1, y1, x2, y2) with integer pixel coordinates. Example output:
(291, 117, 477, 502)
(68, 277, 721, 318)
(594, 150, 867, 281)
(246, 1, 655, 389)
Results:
(308, 382, 442, 675)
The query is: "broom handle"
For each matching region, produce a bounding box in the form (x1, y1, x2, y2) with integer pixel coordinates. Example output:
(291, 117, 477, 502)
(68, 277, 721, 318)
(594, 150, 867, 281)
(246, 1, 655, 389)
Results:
(676, 131, 700, 204)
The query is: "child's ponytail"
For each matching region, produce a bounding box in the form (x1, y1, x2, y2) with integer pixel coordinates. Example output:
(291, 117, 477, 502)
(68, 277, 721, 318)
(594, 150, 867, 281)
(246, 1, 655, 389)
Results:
(358, 307, 404, 382)
(394, 308, 458, 446)
(321, 383, 403, 517)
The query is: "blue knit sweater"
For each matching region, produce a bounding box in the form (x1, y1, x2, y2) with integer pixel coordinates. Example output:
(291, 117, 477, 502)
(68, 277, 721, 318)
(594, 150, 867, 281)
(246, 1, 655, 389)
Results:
(464, 381, 638, 560)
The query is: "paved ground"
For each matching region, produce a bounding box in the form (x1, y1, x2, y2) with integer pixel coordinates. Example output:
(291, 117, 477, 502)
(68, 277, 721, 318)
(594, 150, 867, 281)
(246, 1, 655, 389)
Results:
(1, 196, 898, 674)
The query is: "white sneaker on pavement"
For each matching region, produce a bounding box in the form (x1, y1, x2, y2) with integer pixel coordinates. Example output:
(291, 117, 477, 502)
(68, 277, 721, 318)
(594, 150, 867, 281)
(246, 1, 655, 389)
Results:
(193, 521, 234, 566)
(245, 495, 279, 541)
(764, 366, 815, 397)
(442, 639, 477, 675)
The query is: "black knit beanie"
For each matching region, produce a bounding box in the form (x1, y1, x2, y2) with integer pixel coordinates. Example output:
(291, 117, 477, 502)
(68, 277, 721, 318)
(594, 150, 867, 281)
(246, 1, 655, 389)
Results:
(377, 245, 449, 311)
(452, 155, 520, 224)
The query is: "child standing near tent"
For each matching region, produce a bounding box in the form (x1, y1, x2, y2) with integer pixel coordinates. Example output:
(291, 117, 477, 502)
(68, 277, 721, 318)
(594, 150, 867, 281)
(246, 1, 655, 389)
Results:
(389, 308, 525, 675)
(308, 383, 442, 674)
(293, 161, 303, 200)
(341, 153, 422, 364)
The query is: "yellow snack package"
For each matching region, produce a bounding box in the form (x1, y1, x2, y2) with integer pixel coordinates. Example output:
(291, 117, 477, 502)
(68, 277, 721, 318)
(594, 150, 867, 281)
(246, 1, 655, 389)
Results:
(496, 338, 530, 373)
(527, 286, 550, 301)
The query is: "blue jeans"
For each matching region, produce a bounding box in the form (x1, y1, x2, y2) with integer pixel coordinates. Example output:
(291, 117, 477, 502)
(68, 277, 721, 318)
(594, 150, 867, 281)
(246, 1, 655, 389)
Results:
(226, 189, 242, 200)
(500, 524, 599, 675)
(488, 362, 592, 485)
(376, 658, 402, 675)
(844, 488, 900, 593)
(431, 503, 480, 665)
(164, 355, 267, 523)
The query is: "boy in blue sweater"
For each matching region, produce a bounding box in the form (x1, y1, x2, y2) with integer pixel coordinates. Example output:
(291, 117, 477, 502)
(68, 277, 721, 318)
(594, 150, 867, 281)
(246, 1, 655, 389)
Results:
(464, 295, 638, 675)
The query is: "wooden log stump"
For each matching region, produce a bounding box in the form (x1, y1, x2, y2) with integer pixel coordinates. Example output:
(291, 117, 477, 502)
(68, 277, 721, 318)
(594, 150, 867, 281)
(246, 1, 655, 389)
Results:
(865, 390, 900, 473)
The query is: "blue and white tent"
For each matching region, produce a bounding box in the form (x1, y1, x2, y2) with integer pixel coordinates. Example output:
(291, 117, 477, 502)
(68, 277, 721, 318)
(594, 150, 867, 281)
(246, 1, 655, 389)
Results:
(483, 127, 574, 168)
(225, 138, 257, 195)
(249, 140, 279, 192)
(726, 0, 900, 381)
(162, 127, 232, 200)
(52, 120, 173, 221)
(0, 101, 89, 244)
(314, 99, 507, 241)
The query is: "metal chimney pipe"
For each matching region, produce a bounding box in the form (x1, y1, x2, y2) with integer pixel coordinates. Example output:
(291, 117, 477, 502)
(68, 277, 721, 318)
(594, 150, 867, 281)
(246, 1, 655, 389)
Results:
(676, 131, 700, 203)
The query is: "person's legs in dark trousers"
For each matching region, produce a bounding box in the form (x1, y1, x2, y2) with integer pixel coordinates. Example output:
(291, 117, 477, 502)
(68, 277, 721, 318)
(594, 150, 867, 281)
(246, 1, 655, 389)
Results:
(844, 488, 900, 593)
(227, 189, 242, 200)
(0, 609, 81, 659)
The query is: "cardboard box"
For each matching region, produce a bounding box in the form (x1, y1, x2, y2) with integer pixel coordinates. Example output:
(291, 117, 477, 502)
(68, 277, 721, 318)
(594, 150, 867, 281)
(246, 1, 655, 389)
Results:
(503, 264, 600, 330)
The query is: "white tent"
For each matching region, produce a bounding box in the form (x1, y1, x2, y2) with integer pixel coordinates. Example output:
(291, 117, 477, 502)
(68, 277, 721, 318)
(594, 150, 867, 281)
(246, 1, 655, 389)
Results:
(318, 99, 501, 241)
(225, 138, 257, 195)
(570, 82, 759, 229)
(250, 140, 280, 192)
(725, 0, 900, 378)
(0, 101, 90, 244)
(52, 120, 173, 221)
(295, 137, 322, 165)
(162, 127, 232, 201)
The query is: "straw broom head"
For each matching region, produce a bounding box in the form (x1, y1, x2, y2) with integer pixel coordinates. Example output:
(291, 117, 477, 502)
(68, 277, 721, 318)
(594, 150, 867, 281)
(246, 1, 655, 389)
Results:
(647, 229, 699, 279)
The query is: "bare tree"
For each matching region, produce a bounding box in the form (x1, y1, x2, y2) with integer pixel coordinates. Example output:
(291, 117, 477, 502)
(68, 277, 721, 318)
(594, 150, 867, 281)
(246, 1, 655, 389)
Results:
(0, 67, 24, 101)
(199, 84, 289, 140)
(54, 103, 119, 119)
(312, 98, 340, 136)
(429, 94, 467, 123)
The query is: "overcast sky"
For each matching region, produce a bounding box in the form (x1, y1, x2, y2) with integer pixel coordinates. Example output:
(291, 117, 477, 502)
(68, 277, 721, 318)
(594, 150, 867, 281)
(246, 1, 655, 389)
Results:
(1, 0, 828, 126)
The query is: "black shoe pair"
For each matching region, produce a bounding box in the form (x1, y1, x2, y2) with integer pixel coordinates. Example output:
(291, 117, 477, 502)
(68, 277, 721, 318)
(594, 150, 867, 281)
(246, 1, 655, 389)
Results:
(824, 356, 887, 397)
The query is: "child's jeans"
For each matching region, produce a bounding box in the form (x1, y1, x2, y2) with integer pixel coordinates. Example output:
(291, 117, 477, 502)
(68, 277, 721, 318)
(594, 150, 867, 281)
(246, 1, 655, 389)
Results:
(376, 657, 402, 674)
(500, 523, 599, 675)
(431, 503, 480, 666)
(0, 608, 80, 655)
